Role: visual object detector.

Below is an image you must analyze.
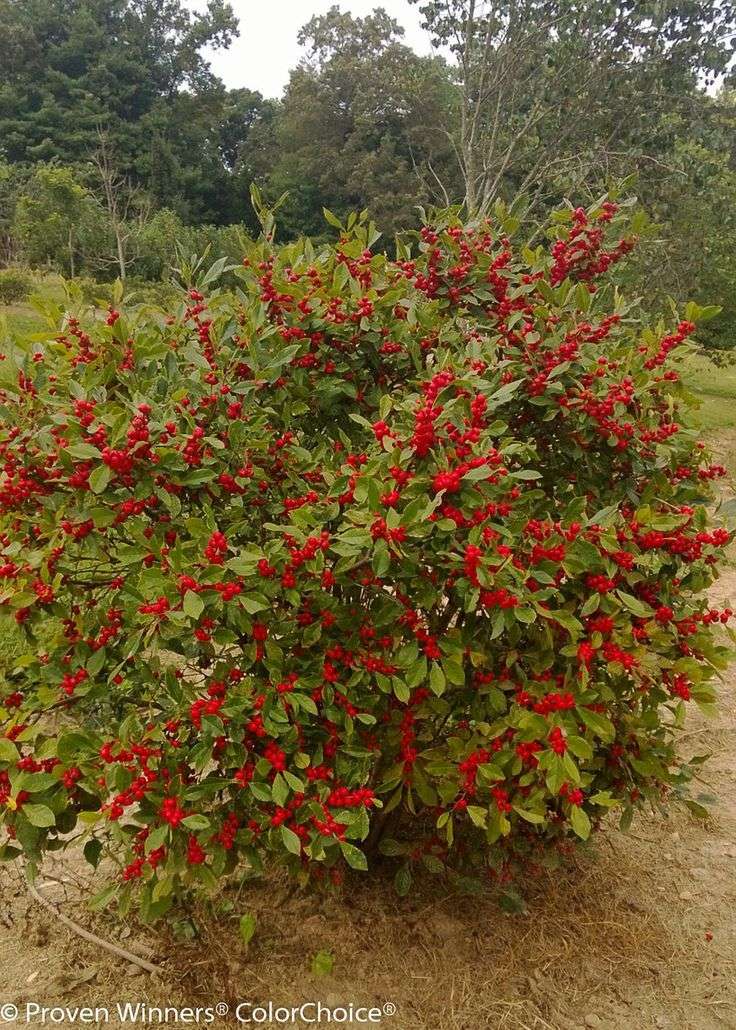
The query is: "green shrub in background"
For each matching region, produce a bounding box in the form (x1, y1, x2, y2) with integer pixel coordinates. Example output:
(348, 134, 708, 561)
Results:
(71, 276, 115, 307)
(131, 209, 251, 285)
(0, 266, 33, 304)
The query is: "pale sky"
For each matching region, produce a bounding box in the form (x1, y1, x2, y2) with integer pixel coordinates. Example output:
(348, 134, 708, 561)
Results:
(196, 0, 433, 98)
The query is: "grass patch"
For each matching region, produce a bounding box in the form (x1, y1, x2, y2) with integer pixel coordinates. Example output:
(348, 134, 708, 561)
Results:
(0, 302, 45, 336)
(680, 352, 736, 431)
(678, 352, 736, 480)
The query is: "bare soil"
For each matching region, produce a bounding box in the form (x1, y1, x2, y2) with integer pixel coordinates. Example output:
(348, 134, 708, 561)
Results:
(2, 577, 735, 1030)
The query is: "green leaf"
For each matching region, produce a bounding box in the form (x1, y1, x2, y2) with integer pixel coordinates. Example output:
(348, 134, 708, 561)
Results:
(249, 781, 272, 802)
(580, 592, 600, 617)
(378, 838, 407, 857)
(441, 656, 465, 686)
(83, 839, 103, 869)
(488, 379, 522, 406)
(543, 608, 583, 638)
(88, 464, 111, 494)
(574, 280, 592, 313)
(145, 825, 169, 852)
(477, 762, 504, 783)
(239, 913, 257, 946)
(372, 538, 390, 577)
(271, 773, 289, 807)
(429, 662, 446, 696)
(513, 805, 546, 825)
(588, 791, 618, 807)
(68, 442, 100, 460)
(567, 735, 593, 760)
(0, 740, 18, 764)
(545, 753, 567, 796)
(695, 304, 722, 323)
(181, 814, 210, 831)
(339, 841, 368, 870)
(56, 732, 91, 764)
(18, 772, 58, 793)
(22, 804, 55, 828)
(394, 864, 412, 897)
(499, 887, 527, 914)
(562, 751, 581, 784)
(406, 656, 427, 689)
(88, 885, 117, 912)
(464, 465, 493, 481)
(466, 805, 488, 828)
(323, 208, 343, 229)
(183, 590, 204, 620)
(283, 770, 305, 793)
(152, 876, 173, 903)
(86, 647, 106, 677)
(616, 591, 653, 618)
(577, 707, 615, 742)
(619, 805, 634, 832)
(684, 798, 709, 819)
(569, 805, 591, 840)
(392, 678, 410, 704)
(281, 825, 302, 855)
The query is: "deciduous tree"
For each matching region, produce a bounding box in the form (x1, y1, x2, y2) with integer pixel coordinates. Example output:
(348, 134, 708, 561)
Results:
(410, 0, 736, 216)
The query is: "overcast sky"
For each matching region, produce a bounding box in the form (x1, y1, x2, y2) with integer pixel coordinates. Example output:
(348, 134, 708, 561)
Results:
(197, 0, 433, 98)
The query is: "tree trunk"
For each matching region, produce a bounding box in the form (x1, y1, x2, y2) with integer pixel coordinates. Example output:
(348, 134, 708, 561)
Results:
(68, 228, 75, 279)
(364, 804, 402, 858)
(115, 227, 126, 281)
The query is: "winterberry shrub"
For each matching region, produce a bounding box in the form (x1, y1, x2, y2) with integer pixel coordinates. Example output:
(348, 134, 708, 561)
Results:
(0, 189, 732, 918)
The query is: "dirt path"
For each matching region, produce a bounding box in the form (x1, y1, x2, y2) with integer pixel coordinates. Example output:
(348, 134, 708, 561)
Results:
(2, 578, 735, 1030)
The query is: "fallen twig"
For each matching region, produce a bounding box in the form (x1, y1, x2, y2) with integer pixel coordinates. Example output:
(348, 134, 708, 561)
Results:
(26, 879, 162, 975)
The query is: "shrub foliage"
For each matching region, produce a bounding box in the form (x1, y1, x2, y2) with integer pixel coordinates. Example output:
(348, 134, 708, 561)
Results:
(0, 191, 731, 917)
(0, 266, 33, 305)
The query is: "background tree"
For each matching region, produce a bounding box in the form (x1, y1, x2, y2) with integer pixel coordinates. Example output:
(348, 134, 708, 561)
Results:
(0, 0, 238, 171)
(140, 87, 274, 227)
(627, 94, 736, 353)
(91, 130, 150, 281)
(13, 164, 104, 276)
(409, 0, 736, 216)
(265, 6, 459, 237)
(0, 162, 26, 266)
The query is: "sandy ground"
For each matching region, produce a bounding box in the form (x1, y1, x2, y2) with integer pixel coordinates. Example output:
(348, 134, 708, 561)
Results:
(1, 576, 735, 1030)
